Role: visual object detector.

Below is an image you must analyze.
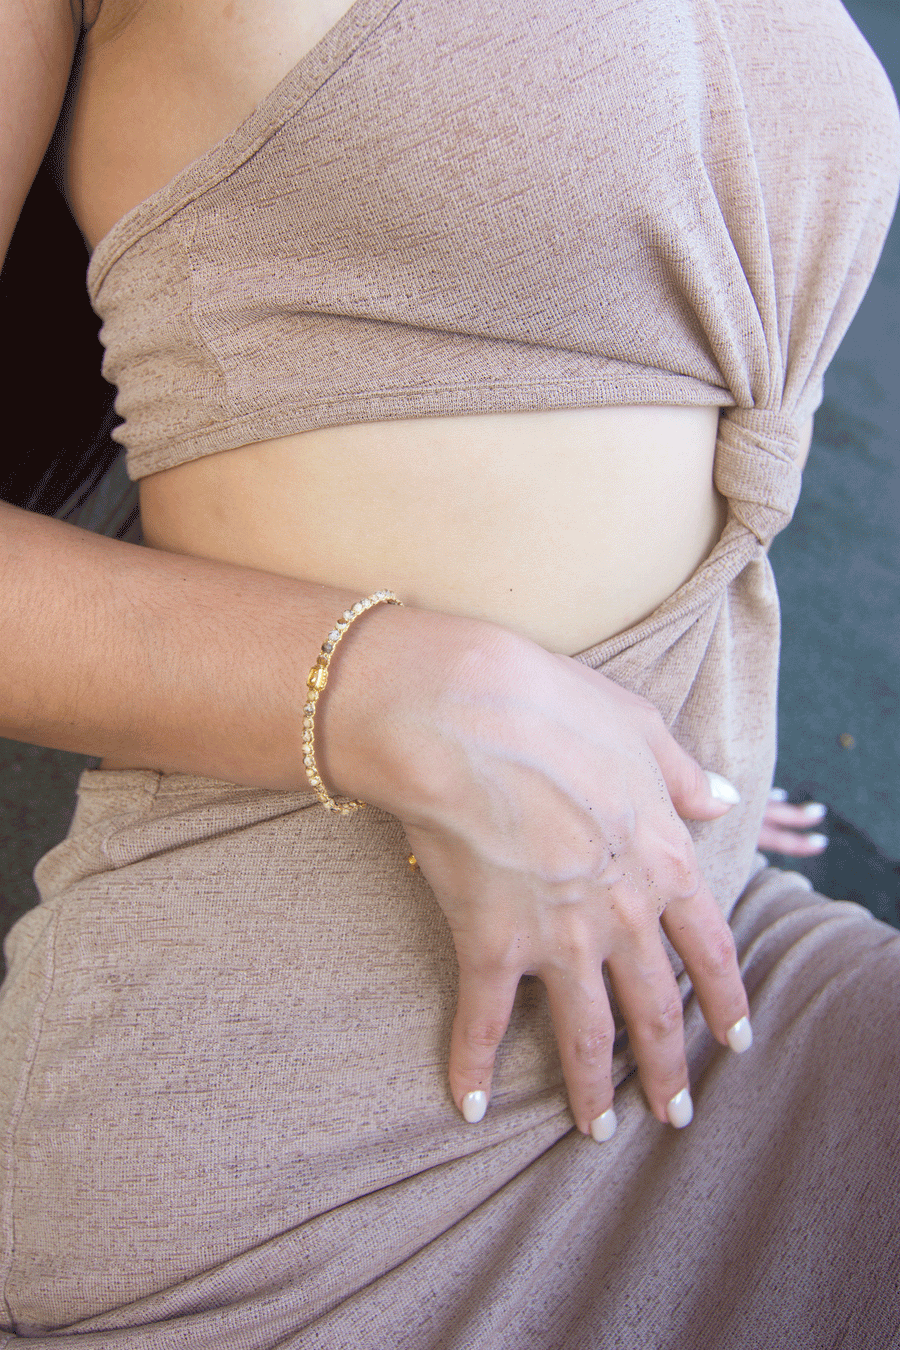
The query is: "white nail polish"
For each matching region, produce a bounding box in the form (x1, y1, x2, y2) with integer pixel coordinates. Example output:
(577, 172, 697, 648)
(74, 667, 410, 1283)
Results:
(666, 1088, 694, 1129)
(462, 1090, 487, 1123)
(704, 771, 741, 805)
(801, 802, 827, 823)
(768, 786, 789, 802)
(726, 1016, 753, 1054)
(590, 1108, 617, 1142)
(807, 833, 829, 850)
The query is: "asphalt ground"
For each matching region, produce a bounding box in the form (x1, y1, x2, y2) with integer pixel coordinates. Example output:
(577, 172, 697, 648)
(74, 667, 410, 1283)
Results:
(1, 0, 898, 955)
(765, 0, 900, 924)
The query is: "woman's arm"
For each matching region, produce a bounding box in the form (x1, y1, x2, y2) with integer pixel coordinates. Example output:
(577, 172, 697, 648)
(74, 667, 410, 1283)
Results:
(0, 497, 374, 783)
(1, 495, 751, 1136)
(1, 0, 750, 1138)
(0, 0, 79, 261)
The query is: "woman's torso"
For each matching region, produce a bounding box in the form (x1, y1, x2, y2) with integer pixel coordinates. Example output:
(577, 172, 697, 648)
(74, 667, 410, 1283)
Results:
(65, 0, 727, 667)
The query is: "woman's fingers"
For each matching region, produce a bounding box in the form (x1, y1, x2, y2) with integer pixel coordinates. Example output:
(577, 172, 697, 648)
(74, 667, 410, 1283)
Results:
(660, 875, 751, 1060)
(758, 795, 828, 855)
(443, 857, 750, 1133)
(448, 880, 750, 1135)
(448, 962, 520, 1124)
(639, 708, 741, 822)
(541, 963, 618, 1137)
(600, 876, 695, 1126)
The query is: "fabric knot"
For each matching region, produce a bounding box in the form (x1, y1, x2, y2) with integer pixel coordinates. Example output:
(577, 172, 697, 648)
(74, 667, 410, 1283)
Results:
(714, 407, 804, 547)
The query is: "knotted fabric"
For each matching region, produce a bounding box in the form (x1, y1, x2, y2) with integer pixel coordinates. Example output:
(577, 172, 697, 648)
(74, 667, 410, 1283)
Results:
(1, 0, 898, 1341)
(715, 409, 804, 548)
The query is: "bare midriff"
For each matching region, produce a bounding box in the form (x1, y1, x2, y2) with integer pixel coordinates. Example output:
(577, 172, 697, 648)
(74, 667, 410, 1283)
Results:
(135, 408, 726, 656)
(66, 0, 730, 768)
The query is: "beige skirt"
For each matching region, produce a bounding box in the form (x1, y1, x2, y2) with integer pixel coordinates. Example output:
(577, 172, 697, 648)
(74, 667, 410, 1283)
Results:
(1, 773, 899, 1345)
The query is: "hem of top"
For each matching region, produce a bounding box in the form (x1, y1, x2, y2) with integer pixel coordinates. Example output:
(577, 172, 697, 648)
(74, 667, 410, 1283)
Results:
(572, 513, 761, 668)
(121, 382, 738, 480)
(75, 766, 320, 806)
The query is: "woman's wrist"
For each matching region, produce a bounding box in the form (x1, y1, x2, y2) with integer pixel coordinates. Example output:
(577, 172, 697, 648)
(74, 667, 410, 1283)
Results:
(301, 590, 404, 813)
(313, 599, 514, 816)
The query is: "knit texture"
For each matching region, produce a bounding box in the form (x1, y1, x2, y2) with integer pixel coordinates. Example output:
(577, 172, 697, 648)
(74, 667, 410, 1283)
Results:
(88, 0, 898, 498)
(1, 0, 899, 1341)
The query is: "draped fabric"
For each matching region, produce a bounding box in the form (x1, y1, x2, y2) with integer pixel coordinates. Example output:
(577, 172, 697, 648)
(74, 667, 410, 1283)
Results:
(2, 0, 900, 1342)
(86, 0, 898, 490)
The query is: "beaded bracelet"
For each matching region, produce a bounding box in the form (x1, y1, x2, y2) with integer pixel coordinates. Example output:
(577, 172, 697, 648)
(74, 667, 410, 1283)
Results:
(302, 590, 403, 814)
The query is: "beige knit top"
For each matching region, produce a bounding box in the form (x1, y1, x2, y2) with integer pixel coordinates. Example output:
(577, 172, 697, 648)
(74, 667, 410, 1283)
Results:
(87, 0, 899, 518)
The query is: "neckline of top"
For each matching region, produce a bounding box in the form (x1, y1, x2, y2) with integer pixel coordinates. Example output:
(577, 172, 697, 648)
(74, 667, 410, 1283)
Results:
(86, 0, 403, 298)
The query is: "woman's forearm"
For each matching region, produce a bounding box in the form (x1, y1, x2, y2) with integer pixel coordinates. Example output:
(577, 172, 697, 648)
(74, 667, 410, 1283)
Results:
(0, 498, 752, 1135)
(0, 498, 370, 788)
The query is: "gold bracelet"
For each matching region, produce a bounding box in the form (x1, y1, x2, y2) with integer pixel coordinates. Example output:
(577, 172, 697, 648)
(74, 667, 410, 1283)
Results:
(302, 590, 403, 813)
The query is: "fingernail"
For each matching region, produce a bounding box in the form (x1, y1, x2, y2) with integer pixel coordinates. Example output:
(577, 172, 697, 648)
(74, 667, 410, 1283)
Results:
(807, 833, 829, 851)
(801, 803, 827, 823)
(590, 1108, 618, 1143)
(705, 771, 741, 805)
(726, 1016, 753, 1054)
(666, 1088, 694, 1129)
(462, 1090, 488, 1123)
(768, 786, 789, 802)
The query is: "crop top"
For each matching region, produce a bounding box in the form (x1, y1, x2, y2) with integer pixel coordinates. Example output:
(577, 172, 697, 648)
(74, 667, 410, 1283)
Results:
(86, 0, 899, 518)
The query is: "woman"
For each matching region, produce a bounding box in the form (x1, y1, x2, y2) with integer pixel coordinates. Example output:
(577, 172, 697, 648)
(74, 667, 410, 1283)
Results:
(0, 0, 898, 1343)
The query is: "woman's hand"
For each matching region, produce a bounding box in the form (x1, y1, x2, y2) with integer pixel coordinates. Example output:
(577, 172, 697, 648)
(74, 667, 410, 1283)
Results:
(322, 606, 752, 1138)
(758, 789, 829, 856)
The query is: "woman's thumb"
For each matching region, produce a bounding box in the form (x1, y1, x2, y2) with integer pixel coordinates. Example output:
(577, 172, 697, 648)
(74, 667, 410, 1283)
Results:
(650, 725, 741, 820)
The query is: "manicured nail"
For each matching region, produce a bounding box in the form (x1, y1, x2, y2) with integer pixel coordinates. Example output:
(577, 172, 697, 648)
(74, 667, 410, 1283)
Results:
(726, 1016, 753, 1054)
(807, 833, 829, 851)
(801, 802, 827, 823)
(462, 1090, 487, 1123)
(768, 787, 789, 802)
(590, 1108, 618, 1143)
(666, 1088, 694, 1129)
(705, 771, 741, 805)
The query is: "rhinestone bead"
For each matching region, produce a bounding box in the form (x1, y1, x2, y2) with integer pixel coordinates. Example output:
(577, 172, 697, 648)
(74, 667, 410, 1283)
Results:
(304, 593, 402, 812)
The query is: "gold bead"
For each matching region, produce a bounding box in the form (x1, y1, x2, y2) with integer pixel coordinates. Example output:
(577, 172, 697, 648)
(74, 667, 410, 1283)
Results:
(308, 665, 329, 692)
